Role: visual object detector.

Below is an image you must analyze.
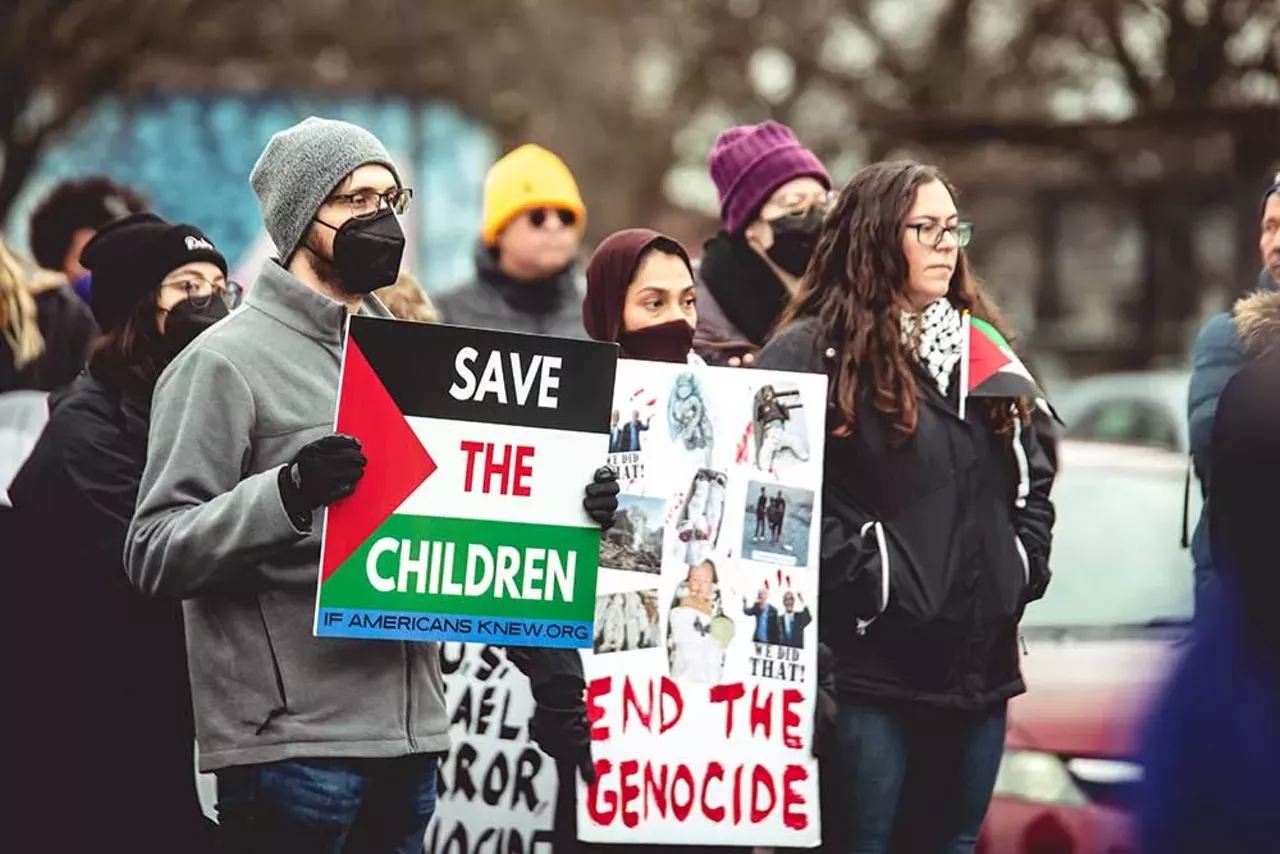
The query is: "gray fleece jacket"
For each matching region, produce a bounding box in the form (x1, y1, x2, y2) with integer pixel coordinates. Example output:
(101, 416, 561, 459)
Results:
(125, 261, 449, 772)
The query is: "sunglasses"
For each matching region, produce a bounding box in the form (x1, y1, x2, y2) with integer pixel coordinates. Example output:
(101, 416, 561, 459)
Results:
(527, 208, 577, 228)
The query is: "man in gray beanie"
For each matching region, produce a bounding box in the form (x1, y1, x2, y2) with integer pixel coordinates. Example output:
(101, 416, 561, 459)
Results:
(126, 116, 616, 853)
(124, 117, 441, 852)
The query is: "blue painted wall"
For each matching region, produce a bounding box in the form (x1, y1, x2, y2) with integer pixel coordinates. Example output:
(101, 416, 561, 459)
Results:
(3, 94, 495, 290)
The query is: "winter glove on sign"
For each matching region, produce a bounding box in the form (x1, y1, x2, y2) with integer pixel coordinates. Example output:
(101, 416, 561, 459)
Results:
(278, 434, 367, 528)
(583, 466, 620, 530)
(530, 675, 597, 785)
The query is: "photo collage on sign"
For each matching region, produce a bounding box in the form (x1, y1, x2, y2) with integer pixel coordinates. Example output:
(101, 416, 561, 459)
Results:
(592, 362, 824, 689)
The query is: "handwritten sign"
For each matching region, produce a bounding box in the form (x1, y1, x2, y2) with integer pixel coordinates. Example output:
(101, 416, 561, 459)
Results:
(582, 360, 827, 847)
(316, 317, 618, 647)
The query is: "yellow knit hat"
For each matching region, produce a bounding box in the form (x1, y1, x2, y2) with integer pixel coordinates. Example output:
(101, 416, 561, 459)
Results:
(481, 144, 587, 245)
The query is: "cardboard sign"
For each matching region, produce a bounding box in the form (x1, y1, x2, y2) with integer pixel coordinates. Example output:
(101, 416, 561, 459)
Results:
(580, 360, 827, 847)
(316, 317, 618, 648)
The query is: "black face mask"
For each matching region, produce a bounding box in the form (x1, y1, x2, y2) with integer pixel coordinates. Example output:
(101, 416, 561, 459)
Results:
(618, 319, 695, 363)
(318, 208, 406, 294)
(161, 296, 229, 363)
(765, 207, 825, 278)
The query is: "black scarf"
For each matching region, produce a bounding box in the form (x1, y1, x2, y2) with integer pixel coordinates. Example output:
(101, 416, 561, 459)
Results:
(699, 232, 790, 347)
(474, 242, 577, 316)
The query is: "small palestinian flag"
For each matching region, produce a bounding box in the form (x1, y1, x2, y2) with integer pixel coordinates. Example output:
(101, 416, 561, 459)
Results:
(959, 311, 1053, 419)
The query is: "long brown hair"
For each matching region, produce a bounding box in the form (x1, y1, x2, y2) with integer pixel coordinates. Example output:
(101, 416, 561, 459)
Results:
(776, 160, 1025, 443)
(88, 290, 166, 400)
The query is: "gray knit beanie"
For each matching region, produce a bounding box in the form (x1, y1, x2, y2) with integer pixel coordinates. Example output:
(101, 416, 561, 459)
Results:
(250, 117, 402, 262)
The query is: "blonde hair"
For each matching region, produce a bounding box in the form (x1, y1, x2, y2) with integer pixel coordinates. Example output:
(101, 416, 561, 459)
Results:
(375, 272, 439, 323)
(0, 237, 45, 369)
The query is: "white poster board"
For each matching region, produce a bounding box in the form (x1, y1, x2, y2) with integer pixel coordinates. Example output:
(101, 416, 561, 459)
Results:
(426, 643, 558, 853)
(579, 360, 827, 847)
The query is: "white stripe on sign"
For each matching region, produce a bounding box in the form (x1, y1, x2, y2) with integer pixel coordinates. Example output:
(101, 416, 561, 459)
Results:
(398, 416, 608, 528)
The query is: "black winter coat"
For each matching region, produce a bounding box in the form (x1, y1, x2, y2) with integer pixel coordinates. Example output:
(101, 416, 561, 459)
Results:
(4, 373, 214, 852)
(756, 319, 1056, 710)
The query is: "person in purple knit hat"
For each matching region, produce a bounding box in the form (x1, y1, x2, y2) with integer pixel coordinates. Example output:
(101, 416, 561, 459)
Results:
(693, 121, 832, 367)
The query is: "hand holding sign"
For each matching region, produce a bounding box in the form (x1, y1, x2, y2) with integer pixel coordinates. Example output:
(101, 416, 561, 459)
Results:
(583, 467, 620, 530)
(279, 434, 367, 527)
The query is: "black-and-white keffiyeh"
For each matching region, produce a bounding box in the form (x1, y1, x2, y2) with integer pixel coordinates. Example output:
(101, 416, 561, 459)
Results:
(901, 298, 963, 395)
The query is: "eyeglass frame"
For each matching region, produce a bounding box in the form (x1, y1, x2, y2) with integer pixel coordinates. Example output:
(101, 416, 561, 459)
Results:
(326, 187, 414, 220)
(903, 220, 974, 249)
(160, 275, 244, 310)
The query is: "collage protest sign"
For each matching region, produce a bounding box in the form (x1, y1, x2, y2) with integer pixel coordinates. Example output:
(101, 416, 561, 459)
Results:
(580, 360, 828, 847)
(316, 317, 618, 648)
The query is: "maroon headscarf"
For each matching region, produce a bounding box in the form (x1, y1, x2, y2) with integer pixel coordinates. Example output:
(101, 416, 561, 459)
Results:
(583, 228, 693, 348)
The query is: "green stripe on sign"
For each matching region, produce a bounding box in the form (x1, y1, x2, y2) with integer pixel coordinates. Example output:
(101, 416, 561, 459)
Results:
(320, 514, 599, 622)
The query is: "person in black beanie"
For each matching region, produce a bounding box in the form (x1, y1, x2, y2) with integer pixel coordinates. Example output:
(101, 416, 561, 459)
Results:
(5, 212, 237, 853)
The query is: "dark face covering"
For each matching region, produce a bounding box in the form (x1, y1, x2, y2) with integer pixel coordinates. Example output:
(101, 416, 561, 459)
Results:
(765, 206, 825, 278)
(618, 319, 695, 363)
(160, 296, 229, 363)
(317, 208, 406, 294)
(583, 228, 695, 362)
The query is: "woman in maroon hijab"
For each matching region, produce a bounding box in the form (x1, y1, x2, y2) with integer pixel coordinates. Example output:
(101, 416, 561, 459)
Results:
(583, 228, 702, 364)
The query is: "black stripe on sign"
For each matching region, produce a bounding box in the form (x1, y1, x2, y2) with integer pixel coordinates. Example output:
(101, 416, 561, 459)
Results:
(347, 316, 618, 433)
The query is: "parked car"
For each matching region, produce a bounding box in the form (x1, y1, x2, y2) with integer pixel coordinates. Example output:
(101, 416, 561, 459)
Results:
(979, 440, 1197, 854)
(1053, 371, 1191, 454)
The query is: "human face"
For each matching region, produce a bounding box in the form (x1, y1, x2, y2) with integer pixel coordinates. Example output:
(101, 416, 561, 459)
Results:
(1262, 193, 1280, 285)
(305, 164, 401, 280)
(757, 588, 768, 606)
(496, 206, 581, 279)
(783, 592, 795, 612)
(621, 250, 696, 334)
(743, 177, 832, 253)
(156, 261, 231, 333)
(902, 180, 967, 311)
(688, 562, 714, 599)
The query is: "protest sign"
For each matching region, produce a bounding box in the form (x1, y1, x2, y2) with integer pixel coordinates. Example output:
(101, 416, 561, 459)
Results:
(426, 644, 558, 854)
(316, 317, 618, 648)
(581, 360, 827, 847)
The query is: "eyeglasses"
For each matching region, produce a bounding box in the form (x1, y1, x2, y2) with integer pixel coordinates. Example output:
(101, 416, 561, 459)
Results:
(904, 221, 974, 249)
(161, 276, 243, 310)
(328, 187, 413, 219)
(527, 208, 577, 228)
(769, 189, 837, 216)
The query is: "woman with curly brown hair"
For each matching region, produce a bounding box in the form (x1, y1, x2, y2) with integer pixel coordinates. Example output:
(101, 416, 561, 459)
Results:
(756, 161, 1056, 853)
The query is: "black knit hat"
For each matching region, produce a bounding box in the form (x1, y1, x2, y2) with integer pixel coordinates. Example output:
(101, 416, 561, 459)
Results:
(81, 212, 228, 331)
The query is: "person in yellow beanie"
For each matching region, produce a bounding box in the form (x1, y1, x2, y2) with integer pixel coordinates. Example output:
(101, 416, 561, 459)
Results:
(434, 143, 590, 337)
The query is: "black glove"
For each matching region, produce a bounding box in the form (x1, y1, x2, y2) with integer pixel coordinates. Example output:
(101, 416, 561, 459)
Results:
(813, 642, 838, 759)
(278, 434, 367, 527)
(583, 466, 619, 530)
(529, 676, 596, 786)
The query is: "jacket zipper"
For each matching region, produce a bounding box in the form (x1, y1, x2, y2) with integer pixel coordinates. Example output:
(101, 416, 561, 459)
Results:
(404, 644, 416, 751)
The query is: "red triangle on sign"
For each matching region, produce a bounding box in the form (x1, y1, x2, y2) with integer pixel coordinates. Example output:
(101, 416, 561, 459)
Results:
(320, 336, 437, 582)
(966, 326, 1011, 392)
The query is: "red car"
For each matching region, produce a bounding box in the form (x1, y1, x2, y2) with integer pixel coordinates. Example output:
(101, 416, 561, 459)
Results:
(979, 441, 1197, 854)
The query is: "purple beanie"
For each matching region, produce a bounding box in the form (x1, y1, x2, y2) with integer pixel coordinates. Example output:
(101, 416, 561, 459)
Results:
(708, 122, 831, 234)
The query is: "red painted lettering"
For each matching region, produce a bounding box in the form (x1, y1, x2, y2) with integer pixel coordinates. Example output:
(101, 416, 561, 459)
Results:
(622, 676, 652, 734)
(671, 765, 695, 821)
(513, 445, 535, 496)
(659, 677, 684, 734)
(732, 765, 745, 825)
(587, 759, 616, 825)
(750, 765, 777, 824)
(782, 688, 804, 750)
(701, 761, 726, 822)
(709, 682, 745, 737)
(782, 764, 810, 830)
(643, 763, 669, 819)
(619, 759, 641, 828)
(587, 676, 611, 740)
(749, 685, 773, 740)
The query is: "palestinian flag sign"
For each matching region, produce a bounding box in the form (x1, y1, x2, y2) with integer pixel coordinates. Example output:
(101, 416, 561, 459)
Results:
(316, 316, 618, 649)
(959, 312, 1050, 418)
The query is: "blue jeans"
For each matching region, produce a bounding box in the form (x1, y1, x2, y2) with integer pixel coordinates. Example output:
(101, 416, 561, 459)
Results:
(215, 755, 439, 854)
(835, 700, 1007, 854)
